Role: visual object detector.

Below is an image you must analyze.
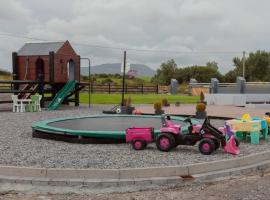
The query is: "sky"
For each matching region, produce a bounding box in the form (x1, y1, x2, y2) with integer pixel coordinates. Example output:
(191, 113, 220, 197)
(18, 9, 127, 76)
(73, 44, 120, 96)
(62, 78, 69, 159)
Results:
(0, 0, 270, 74)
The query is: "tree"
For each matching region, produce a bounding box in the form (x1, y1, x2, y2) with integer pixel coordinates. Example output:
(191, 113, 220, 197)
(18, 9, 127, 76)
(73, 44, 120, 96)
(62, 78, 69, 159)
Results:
(176, 64, 223, 83)
(224, 70, 238, 83)
(206, 61, 218, 70)
(225, 51, 270, 82)
(151, 59, 178, 85)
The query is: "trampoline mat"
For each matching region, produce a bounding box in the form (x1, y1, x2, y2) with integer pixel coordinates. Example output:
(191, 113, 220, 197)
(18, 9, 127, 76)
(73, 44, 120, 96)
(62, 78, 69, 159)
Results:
(48, 116, 186, 131)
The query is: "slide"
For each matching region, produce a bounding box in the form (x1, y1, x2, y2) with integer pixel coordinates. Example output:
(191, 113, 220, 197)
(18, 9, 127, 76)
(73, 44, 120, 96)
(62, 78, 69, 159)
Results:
(48, 80, 76, 110)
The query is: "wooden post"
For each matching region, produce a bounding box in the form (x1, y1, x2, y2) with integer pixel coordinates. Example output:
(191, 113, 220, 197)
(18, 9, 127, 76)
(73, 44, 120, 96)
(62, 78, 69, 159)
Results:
(125, 83, 128, 94)
(121, 51, 127, 106)
(75, 83, 79, 106)
(38, 77, 45, 108)
(108, 83, 111, 94)
(49, 51, 55, 83)
(12, 52, 18, 91)
(156, 84, 159, 94)
(91, 82, 94, 93)
(141, 84, 144, 94)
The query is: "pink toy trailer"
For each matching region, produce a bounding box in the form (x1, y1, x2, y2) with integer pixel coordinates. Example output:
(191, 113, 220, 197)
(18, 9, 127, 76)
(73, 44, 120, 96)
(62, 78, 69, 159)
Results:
(126, 127, 154, 150)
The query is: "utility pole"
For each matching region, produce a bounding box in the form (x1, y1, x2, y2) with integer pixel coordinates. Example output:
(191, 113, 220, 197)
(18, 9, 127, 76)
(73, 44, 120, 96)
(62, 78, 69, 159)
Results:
(81, 58, 91, 108)
(242, 51, 246, 79)
(121, 51, 127, 106)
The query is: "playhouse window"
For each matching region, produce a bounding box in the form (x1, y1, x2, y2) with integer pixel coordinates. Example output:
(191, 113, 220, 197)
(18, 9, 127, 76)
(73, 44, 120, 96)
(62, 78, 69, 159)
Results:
(35, 58, 45, 80)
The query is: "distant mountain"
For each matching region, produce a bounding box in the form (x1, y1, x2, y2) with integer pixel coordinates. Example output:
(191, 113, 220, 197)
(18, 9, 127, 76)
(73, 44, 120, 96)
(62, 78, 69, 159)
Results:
(0, 68, 11, 76)
(81, 63, 156, 77)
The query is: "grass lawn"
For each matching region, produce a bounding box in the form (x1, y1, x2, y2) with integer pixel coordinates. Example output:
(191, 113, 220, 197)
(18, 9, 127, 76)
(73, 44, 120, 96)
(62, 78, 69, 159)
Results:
(0, 75, 11, 80)
(80, 93, 199, 104)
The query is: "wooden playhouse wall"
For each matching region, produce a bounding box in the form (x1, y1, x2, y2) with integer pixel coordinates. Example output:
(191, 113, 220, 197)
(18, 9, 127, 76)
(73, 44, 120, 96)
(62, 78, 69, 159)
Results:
(17, 55, 50, 82)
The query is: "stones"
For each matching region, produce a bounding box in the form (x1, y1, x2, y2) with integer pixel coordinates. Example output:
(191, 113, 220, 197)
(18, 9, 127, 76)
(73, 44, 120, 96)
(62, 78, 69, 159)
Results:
(0, 105, 269, 170)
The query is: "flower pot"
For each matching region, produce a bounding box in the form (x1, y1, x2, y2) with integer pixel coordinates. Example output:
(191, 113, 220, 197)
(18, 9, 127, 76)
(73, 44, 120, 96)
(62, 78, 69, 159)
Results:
(197, 101, 207, 105)
(196, 111, 207, 119)
(163, 103, 170, 107)
(121, 106, 135, 114)
(155, 109, 164, 115)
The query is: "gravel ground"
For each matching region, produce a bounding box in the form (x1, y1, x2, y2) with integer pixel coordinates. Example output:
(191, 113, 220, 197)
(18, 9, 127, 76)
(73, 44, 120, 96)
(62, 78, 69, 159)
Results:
(0, 104, 269, 169)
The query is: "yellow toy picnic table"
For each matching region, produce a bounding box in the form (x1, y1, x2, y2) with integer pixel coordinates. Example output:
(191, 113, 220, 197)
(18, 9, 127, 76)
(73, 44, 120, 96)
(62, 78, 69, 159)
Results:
(226, 114, 268, 144)
(226, 119, 261, 132)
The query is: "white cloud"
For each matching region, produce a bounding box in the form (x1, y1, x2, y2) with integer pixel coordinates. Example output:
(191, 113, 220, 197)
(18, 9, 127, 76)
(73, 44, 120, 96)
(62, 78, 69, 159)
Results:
(1, 0, 270, 73)
(0, 0, 31, 21)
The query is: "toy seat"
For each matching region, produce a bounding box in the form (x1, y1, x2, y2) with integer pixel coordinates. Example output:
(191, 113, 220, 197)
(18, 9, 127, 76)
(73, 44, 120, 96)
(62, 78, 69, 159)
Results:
(11, 95, 21, 112)
(26, 95, 42, 112)
(236, 131, 260, 145)
(252, 117, 268, 140)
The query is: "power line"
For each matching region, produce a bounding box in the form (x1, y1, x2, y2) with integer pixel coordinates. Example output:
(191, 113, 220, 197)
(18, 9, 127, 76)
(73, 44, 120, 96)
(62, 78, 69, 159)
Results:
(0, 31, 243, 55)
(0, 32, 47, 42)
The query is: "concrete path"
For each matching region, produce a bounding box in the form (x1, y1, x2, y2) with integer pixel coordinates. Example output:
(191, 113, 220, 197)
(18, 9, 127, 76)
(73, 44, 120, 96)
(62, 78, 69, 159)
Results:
(1, 172, 270, 200)
(137, 104, 269, 118)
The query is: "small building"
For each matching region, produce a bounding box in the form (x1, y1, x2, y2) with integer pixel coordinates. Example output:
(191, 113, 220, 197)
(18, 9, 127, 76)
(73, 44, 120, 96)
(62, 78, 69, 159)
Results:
(13, 40, 80, 83)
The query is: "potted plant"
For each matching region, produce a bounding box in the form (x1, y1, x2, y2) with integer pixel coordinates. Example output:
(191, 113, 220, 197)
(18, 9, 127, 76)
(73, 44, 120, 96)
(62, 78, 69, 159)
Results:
(196, 102, 207, 119)
(162, 98, 170, 107)
(198, 91, 207, 105)
(121, 97, 135, 114)
(154, 102, 164, 115)
(175, 101, 180, 107)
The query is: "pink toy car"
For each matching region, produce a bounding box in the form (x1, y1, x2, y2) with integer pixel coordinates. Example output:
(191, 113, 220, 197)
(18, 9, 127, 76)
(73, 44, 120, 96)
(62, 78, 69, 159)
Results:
(126, 127, 154, 150)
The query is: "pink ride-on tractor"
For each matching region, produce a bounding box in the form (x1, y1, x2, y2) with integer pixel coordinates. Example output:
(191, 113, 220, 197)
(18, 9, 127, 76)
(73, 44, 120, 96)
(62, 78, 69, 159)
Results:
(126, 127, 154, 150)
(125, 115, 240, 155)
(156, 115, 240, 155)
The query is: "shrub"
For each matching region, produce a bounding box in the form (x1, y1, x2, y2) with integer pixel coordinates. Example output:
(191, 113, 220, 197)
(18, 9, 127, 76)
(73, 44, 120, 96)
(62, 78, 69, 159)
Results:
(101, 78, 114, 84)
(123, 98, 127, 106)
(154, 102, 162, 111)
(126, 97, 132, 107)
(196, 103, 206, 112)
(200, 91, 205, 102)
(161, 98, 169, 106)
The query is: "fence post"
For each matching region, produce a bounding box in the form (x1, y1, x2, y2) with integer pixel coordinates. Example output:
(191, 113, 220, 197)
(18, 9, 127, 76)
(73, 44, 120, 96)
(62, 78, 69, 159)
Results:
(141, 84, 144, 94)
(108, 83, 111, 94)
(156, 84, 159, 94)
(236, 76, 246, 94)
(125, 83, 128, 94)
(189, 78, 197, 95)
(75, 83, 79, 106)
(91, 82, 94, 93)
(210, 78, 219, 93)
(170, 79, 178, 94)
(38, 78, 45, 108)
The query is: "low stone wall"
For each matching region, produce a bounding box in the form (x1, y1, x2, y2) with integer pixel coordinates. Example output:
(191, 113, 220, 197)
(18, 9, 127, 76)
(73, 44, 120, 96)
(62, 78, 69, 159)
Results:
(0, 150, 269, 187)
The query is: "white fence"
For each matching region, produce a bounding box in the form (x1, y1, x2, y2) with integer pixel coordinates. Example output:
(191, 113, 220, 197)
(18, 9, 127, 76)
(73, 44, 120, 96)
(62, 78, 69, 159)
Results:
(206, 94, 270, 106)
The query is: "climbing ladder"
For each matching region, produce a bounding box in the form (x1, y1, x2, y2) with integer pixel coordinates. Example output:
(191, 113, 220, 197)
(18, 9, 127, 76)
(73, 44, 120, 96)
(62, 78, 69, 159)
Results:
(48, 80, 77, 110)
(18, 84, 39, 99)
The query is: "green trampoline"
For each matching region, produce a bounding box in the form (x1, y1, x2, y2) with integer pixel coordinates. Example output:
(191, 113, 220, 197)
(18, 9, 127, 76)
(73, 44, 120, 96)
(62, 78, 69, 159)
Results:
(32, 115, 200, 143)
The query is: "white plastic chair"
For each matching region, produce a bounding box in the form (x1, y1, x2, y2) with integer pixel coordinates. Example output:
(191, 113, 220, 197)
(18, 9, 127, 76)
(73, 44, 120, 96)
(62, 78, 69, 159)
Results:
(11, 95, 20, 112)
(37, 95, 42, 111)
(27, 94, 42, 112)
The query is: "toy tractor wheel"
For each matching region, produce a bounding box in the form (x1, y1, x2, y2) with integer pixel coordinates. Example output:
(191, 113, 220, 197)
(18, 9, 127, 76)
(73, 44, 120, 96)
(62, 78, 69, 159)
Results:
(156, 133, 176, 152)
(234, 137, 240, 147)
(132, 140, 146, 150)
(212, 139, 220, 150)
(199, 138, 215, 155)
